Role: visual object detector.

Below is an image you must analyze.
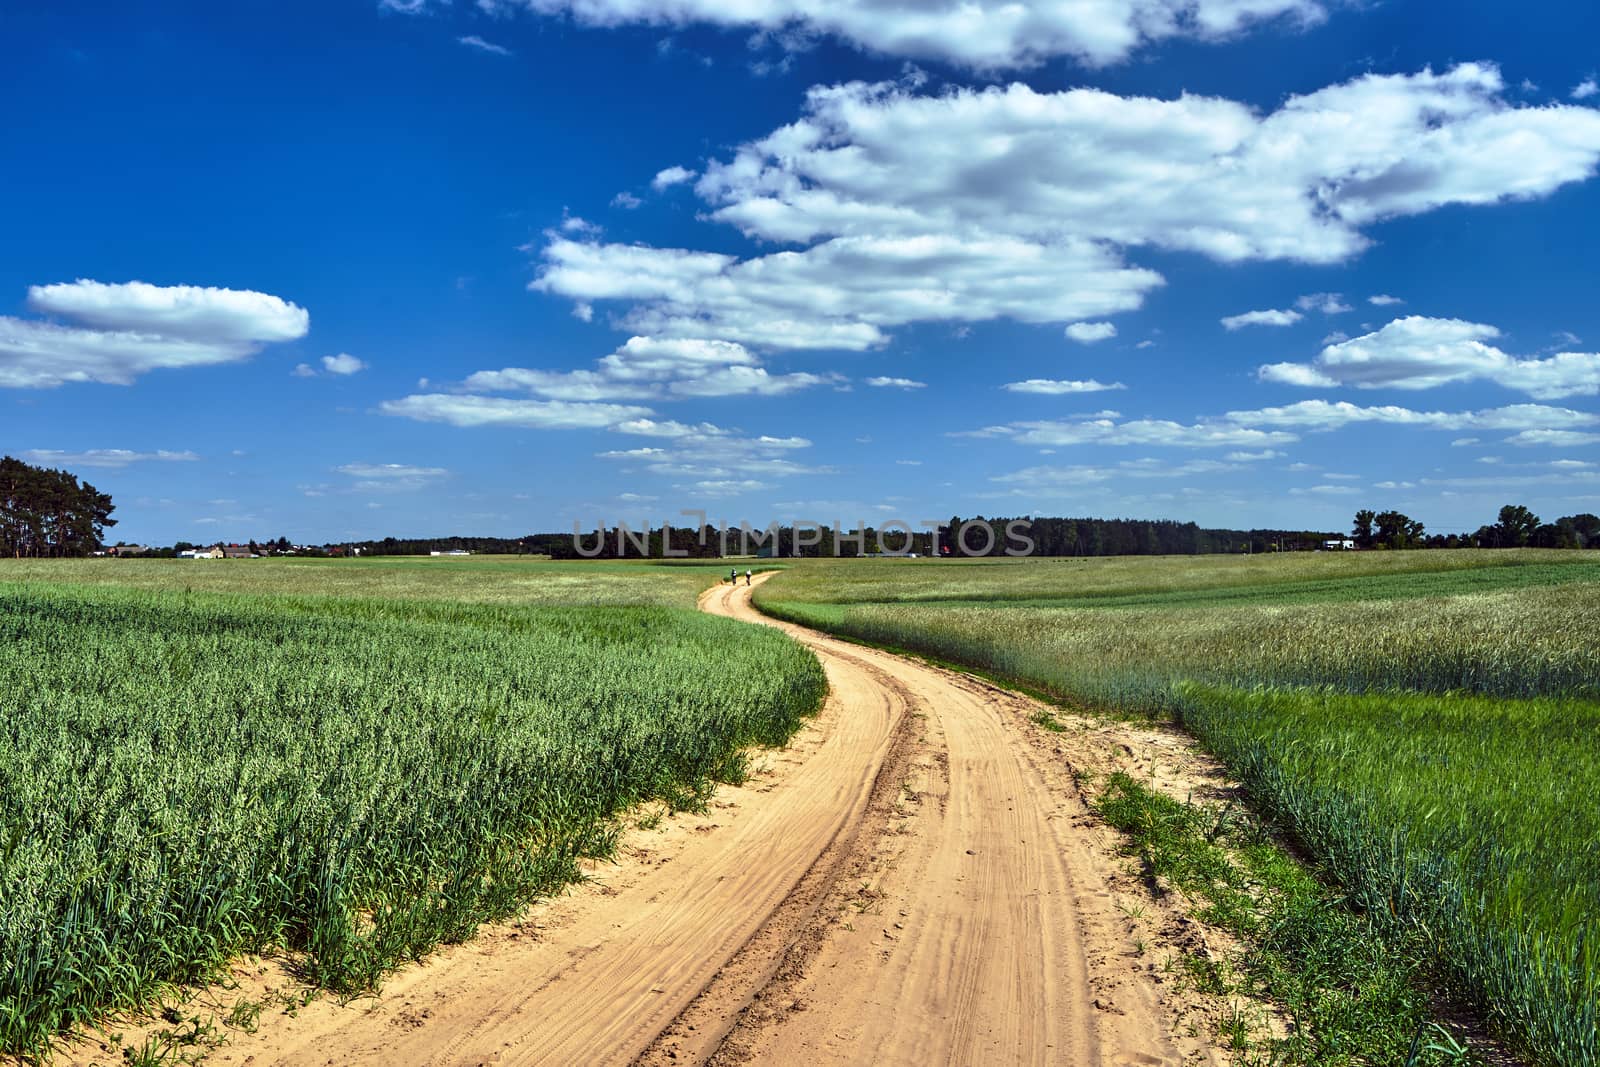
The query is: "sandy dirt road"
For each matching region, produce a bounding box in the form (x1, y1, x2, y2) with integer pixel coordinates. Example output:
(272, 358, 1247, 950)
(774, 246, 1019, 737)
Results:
(686, 579, 1193, 1067)
(71, 576, 1211, 1067)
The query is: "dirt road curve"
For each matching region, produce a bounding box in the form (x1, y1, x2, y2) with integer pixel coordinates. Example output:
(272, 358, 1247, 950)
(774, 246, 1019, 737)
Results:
(688, 579, 1188, 1067)
(140, 577, 1199, 1067)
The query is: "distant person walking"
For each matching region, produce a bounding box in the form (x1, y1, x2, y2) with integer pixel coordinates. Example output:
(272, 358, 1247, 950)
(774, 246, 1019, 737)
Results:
(745, 569, 752, 586)
(730, 567, 737, 585)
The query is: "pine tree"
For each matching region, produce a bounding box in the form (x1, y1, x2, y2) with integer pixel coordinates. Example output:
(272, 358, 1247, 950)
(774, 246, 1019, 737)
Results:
(0, 456, 117, 557)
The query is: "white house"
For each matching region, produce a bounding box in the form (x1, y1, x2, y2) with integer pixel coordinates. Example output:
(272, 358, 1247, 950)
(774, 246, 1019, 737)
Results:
(1322, 538, 1356, 550)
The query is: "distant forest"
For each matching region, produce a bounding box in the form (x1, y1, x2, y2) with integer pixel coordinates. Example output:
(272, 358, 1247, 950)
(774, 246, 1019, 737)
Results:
(350, 509, 1600, 558)
(348, 519, 1340, 559)
(10, 453, 1598, 559)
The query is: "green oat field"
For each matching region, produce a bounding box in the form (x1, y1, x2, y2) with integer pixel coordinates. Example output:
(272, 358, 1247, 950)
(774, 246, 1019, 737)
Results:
(0, 558, 822, 1061)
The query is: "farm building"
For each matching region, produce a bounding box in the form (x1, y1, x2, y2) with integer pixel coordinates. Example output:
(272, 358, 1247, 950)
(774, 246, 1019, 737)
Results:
(1322, 538, 1357, 550)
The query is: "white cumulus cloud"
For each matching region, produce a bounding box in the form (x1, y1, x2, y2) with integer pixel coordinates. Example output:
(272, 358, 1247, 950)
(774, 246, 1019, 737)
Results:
(1258, 316, 1600, 398)
(968, 416, 1295, 449)
(337, 462, 450, 491)
(535, 232, 1157, 351)
(1222, 308, 1303, 330)
(651, 165, 697, 190)
(26, 279, 308, 342)
(533, 66, 1600, 361)
(1064, 321, 1118, 343)
(322, 353, 368, 375)
(459, 335, 834, 401)
(2, 280, 309, 388)
(1504, 429, 1600, 447)
(381, 330, 835, 442)
(966, 397, 1600, 458)
(1224, 398, 1600, 434)
(691, 65, 1600, 261)
(470, 0, 1327, 69)
(596, 427, 828, 492)
(1003, 379, 1126, 394)
(21, 449, 200, 469)
(379, 394, 653, 429)
(1296, 291, 1351, 314)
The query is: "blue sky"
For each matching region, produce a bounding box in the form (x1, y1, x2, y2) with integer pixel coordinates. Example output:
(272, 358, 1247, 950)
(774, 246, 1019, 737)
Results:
(4, 0, 1600, 544)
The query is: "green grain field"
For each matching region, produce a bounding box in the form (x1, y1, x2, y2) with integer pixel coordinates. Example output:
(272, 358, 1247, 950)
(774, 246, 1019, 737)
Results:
(0, 559, 822, 1060)
(757, 549, 1600, 1066)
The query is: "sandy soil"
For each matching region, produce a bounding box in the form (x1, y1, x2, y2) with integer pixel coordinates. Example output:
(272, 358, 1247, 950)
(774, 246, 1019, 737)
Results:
(55, 576, 1233, 1066)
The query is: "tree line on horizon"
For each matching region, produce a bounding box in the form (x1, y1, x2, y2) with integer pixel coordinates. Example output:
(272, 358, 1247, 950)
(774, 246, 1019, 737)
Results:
(9, 453, 1600, 559)
(361, 508, 1600, 558)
